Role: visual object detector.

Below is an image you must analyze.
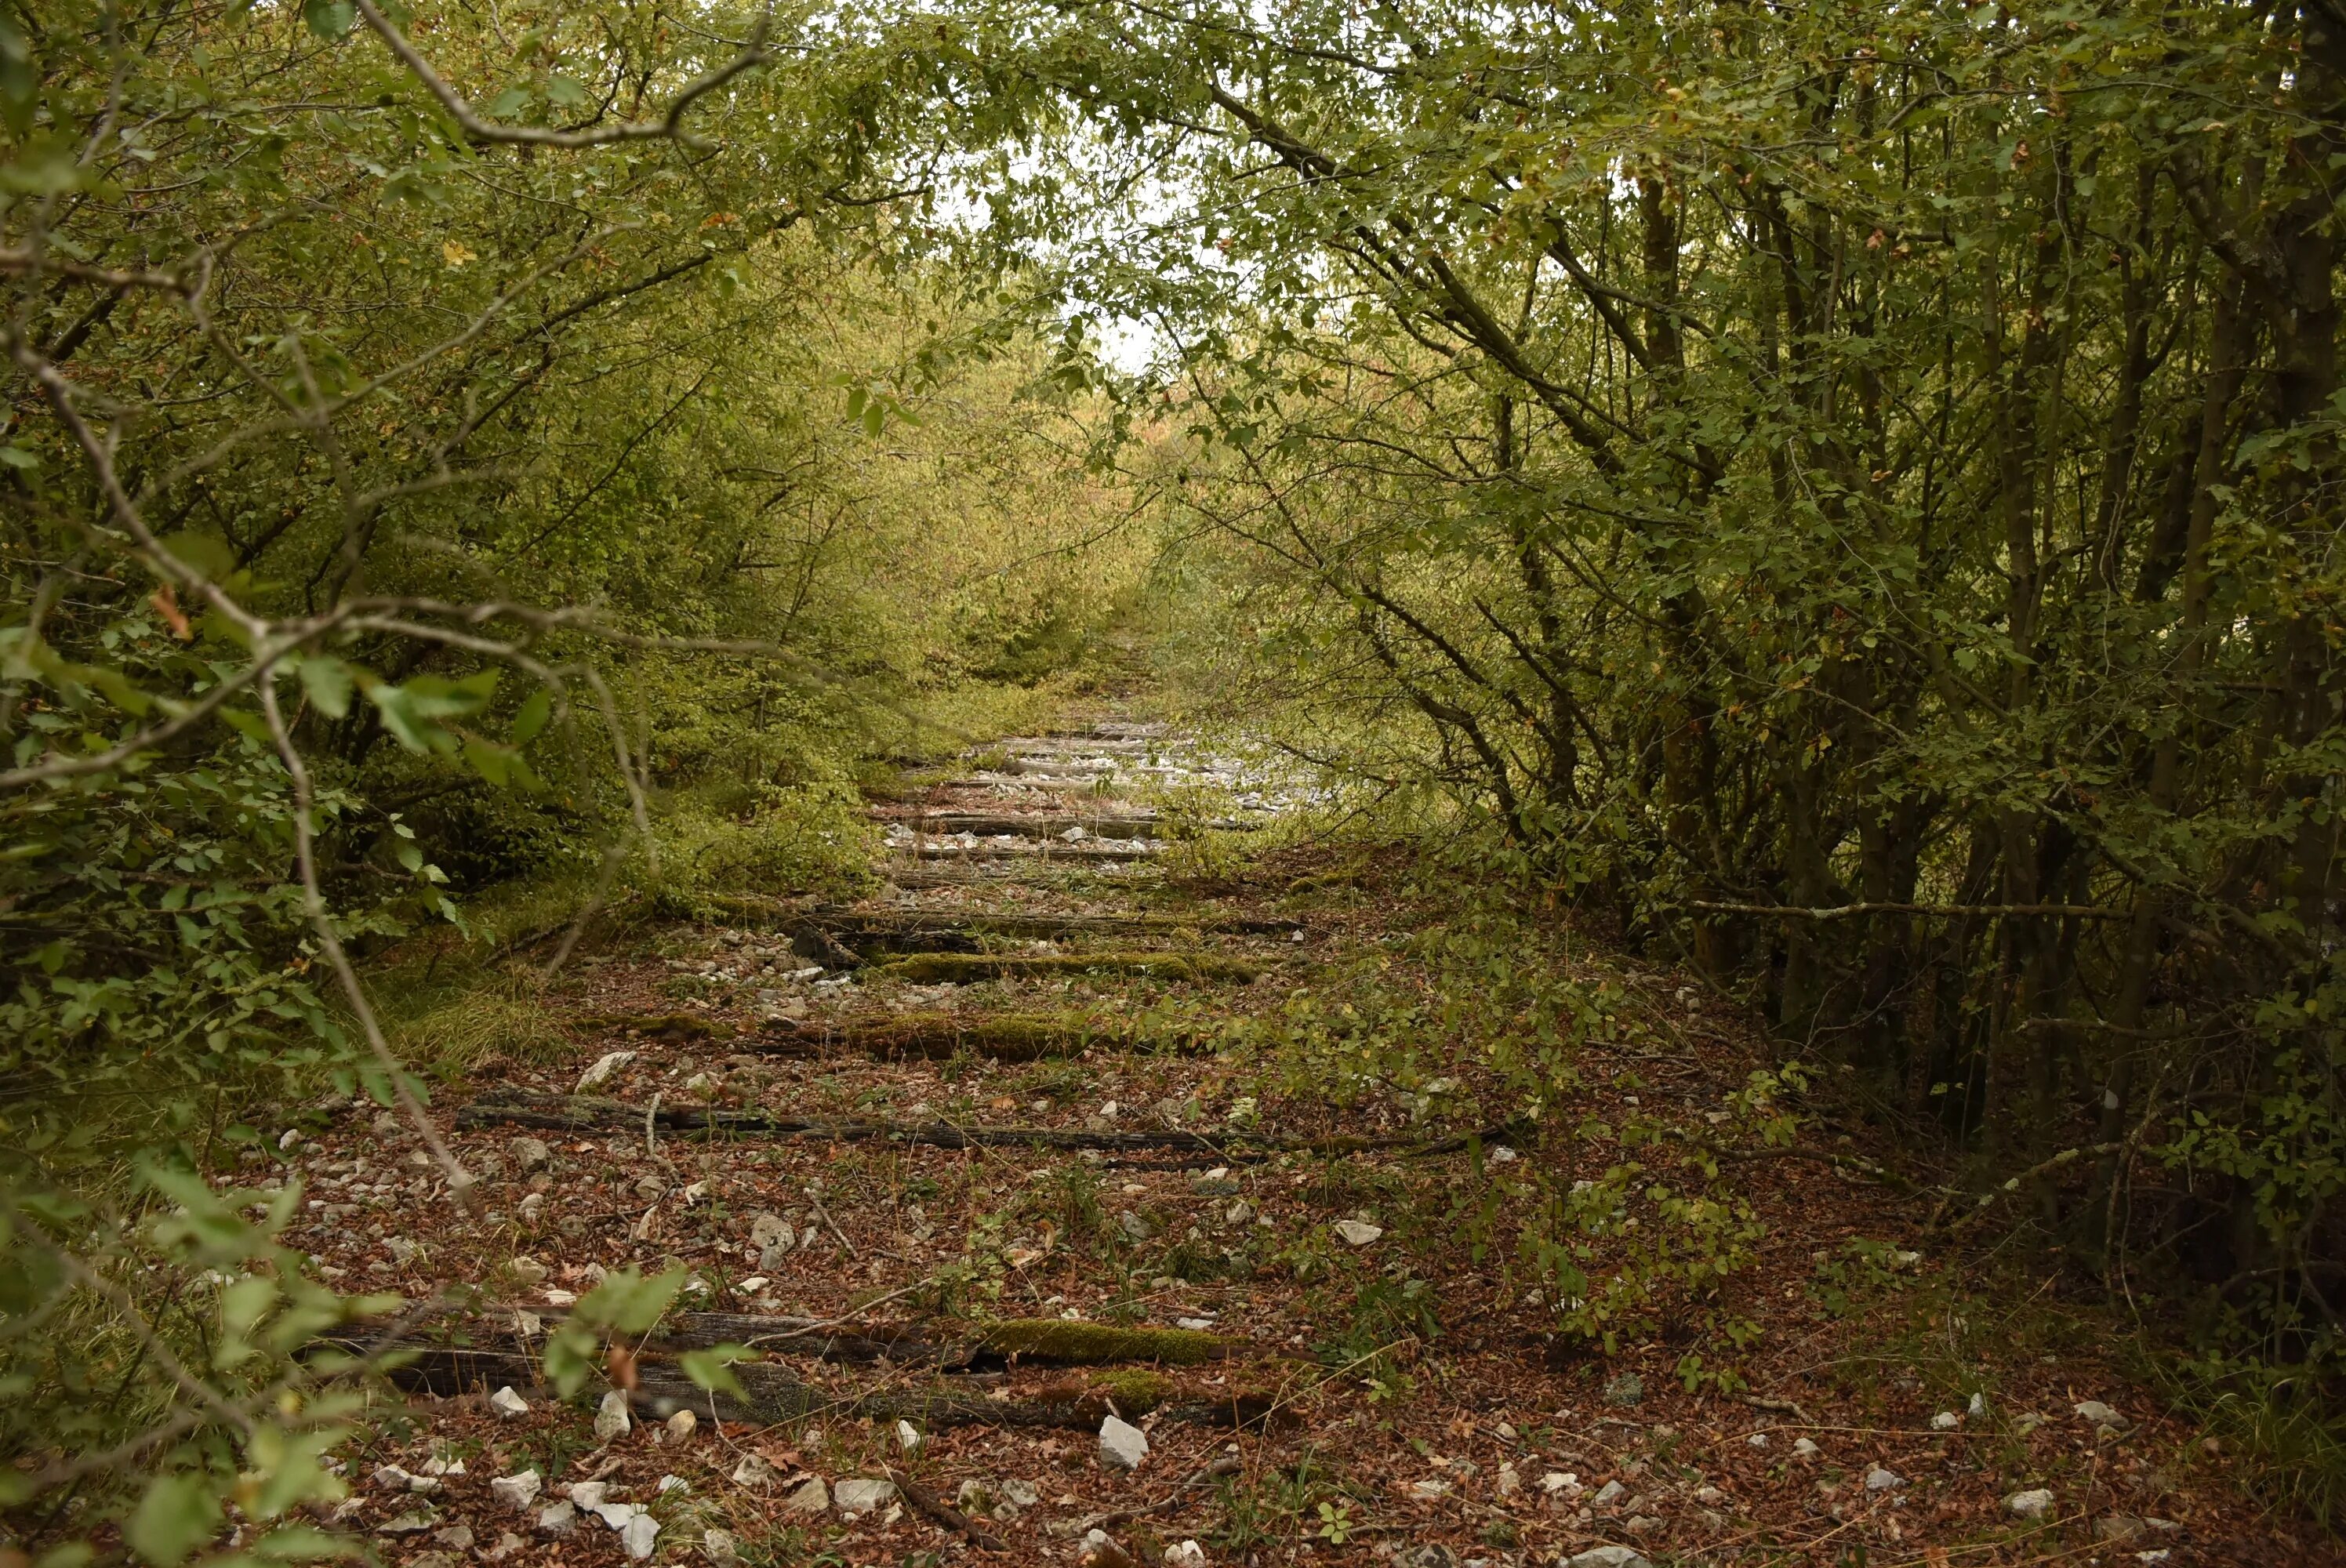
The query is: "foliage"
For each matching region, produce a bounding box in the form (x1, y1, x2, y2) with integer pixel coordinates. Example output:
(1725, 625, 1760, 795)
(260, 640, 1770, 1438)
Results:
(1018, 0, 2346, 1369)
(0, 0, 1131, 1558)
(1247, 878, 1786, 1370)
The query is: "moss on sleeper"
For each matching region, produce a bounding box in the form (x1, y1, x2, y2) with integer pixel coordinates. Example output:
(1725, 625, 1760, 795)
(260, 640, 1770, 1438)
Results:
(873, 951, 1262, 985)
(975, 1319, 1232, 1366)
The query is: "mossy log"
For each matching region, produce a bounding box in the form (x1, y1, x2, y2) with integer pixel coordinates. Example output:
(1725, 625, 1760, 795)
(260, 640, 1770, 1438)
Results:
(423, 1309, 1233, 1370)
(757, 1011, 1155, 1064)
(906, 840, 1156, 862)
(453, 1089, 1524, 1163)
(565, 1012, 735, 1041)
(824, 908, 1300, 938)
(974, 1319, 1233, 1366)
(871, 951, 1263, 985)
(704, 897, 1299, 951)
(884, 810, 1164, 841)
(351, 1344, 1277, 1431)
(883, 865, 1142, 891)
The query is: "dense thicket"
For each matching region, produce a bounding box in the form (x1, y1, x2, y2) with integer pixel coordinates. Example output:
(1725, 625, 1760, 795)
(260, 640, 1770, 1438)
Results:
(1020, 0, 2346, 1356)
(8, 0, 2346, 1555)
(0, 5, 1129, 1552)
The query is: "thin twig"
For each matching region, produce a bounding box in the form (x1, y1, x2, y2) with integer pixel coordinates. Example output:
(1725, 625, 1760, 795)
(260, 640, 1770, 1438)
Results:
(353, 0, 771, 150)
(805, 1186, 859, 1261)
(258, 680, 475, 1204)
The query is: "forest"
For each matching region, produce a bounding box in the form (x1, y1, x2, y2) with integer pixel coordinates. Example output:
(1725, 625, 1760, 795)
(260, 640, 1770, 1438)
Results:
(3, 0, 2343, 1563)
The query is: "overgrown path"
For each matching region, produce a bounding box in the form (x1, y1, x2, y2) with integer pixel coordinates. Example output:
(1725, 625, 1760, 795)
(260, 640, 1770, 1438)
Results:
(281, 720, 2303, 1566)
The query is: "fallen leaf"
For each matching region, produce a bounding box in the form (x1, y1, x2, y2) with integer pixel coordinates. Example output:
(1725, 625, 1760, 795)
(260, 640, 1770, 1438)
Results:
(607, 1344, 639, 1392)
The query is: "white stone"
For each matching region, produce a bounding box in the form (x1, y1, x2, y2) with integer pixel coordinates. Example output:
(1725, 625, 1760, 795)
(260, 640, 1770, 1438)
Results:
(1407, 1478, 1451, 1499)
(510, 1256, 548, 1286)
(594, 1388, 631, 1441)
(1538, 1472, 1578, 1494)
(566, 1483, 608, 1508)
(1592, 1479, 1625, 1508)
(2075, 1399, 2125, 1427)
(1745, 1432, 1770, 1449)
(1164, 1542, 1208, 1567)
(537, 1500, 576, 1535)
(658, 1474, 688, 1494)
(1865, 1467, 1902, 1491)
(1931, 1410, 1961, 1431)
(1566, 1549, 1651, 1568)
(622, 1512, 659, 1560)
(1967, 1391, 1989, 1420)
(1099, 1414, 1149, 1472)
(1333, 1219, 1383, 1246)
(835, 1477, 898, 1515)
(896, 1418, 923, 1453)
(782, 1476, 829, 1515)
(576, 1050, 636, 1092)
(490, 1470, 542, 1508)
(489, 1385, 531, 1418)
(665, 1408, 697, 1443)
(2007, 1488, 2054, 1519)
(592, 1502, 640, 1530)
(1792, 1438, 1821, 1458)
(730, 1454, 777, 1487)
(1495, 1462, 1520, 1497)
(703, 1528, 739, 1566)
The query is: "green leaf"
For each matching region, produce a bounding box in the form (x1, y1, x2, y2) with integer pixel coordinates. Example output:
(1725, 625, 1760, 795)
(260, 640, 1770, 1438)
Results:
(543, 1323, 600, 1398)
(0, 444, 38, 470)
(159, 532, 238, 582)
(680, 1342, 757, 1398)
(462, 735, 512, 788)
(366, 670, 498, 753)
(510, 687, 553, 746)
(296, 655, 354, 720)
(301, 0, 355, 40)
(575, 1264, 686, 1335)
(126, 1471, 223, 1566)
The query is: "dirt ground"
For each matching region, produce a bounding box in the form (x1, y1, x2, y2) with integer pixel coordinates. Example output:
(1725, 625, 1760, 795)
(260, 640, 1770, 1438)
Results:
(249, 720, 2330, 1568)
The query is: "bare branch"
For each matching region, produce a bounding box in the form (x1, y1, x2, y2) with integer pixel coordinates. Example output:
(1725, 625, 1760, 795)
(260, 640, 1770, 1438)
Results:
(354, 0, 771, 151)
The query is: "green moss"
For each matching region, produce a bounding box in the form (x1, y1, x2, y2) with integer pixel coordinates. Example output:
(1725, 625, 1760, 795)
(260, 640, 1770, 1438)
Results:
(844, 1011, 1122, 1062)
(1091, 1370, 1174, 1413)
(975, 1319, 1230, 1366)
(873, 951, 1262, 985)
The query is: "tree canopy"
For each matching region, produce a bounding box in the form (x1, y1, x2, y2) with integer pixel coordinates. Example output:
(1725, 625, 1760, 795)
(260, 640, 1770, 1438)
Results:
(5, 0, 2344, 1556)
